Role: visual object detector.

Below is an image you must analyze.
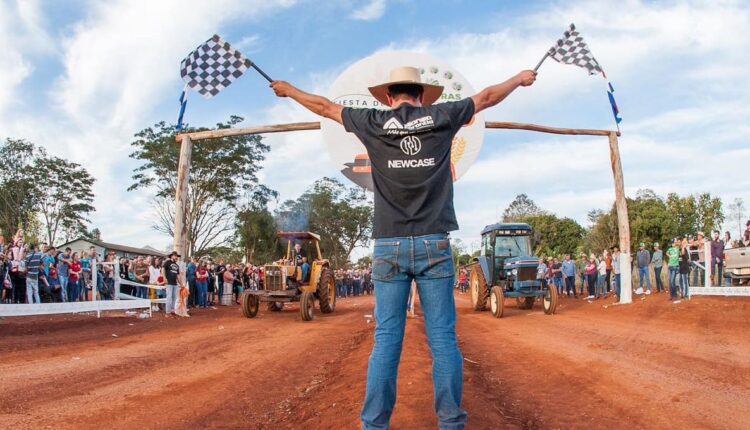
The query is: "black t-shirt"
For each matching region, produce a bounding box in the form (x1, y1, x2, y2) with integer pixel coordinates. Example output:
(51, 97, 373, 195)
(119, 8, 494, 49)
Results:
(342, 98, 475, 238)
(552, 263, 563, 278)
(164, 260, 179, 285)
(295, 248, 307, 266)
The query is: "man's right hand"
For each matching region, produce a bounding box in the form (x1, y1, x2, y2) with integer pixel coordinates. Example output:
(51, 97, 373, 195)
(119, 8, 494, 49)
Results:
(271, 80, 295, 98)
(516, 70, 537, 87)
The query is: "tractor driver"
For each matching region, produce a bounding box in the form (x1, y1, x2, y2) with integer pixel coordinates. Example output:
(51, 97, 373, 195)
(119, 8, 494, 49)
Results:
(294, 242, 310, 282)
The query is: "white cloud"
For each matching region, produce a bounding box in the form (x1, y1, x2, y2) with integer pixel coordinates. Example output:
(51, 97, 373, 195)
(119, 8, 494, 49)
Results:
(234, 34, 262, 53)
(350, 0, 386, 21)
(2, 0, 297, 249)
(0, 0, 54, 114)
(377, 0, 750, 241)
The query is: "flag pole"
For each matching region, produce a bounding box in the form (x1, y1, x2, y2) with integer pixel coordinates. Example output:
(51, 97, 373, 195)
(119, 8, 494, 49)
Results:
(248, 61, 273, 83)
(533, 51, 551, 72)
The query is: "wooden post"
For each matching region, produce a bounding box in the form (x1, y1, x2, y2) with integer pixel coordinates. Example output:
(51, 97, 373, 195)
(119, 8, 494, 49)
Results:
(174, 135, 193, 259)
(608, 132, 632, 304)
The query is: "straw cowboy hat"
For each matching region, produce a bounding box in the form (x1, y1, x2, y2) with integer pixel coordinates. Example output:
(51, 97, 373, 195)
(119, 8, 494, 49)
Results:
(368, 66, 444, 107)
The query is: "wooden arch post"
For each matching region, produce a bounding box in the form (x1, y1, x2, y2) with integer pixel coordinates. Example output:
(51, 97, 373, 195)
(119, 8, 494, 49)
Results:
(173, 135, 192, 259)
(175, 121, 631, 304)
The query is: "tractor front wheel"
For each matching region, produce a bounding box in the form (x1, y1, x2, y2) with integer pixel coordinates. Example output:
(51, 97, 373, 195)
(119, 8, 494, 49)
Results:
(470, 265, 488, 311)
(543, 284, 558, 315)
(317, 267, 336, 314)
(300, 291, 315, 321)
(241, 292, 259, 318)
(490, 286, 504, 318)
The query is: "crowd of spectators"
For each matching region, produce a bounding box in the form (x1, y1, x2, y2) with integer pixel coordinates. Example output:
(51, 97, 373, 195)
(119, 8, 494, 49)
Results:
(334, 268, 373, 298)
(1, 229, 374, 311)
(0, 229, 107, 304)
(531, 224, 750, 304)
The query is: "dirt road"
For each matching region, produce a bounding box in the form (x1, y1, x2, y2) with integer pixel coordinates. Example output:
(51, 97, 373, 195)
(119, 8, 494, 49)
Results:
(1, 293, 749, 429)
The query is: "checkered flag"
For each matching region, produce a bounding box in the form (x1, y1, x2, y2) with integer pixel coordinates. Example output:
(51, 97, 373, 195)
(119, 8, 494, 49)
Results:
(180, 34, 252, 98)
(177, 34, 273, 130)
(548, 24, 603, 76)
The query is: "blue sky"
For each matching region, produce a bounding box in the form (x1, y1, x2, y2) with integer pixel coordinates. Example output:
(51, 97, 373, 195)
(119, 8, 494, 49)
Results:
(1, 0, 748, 254)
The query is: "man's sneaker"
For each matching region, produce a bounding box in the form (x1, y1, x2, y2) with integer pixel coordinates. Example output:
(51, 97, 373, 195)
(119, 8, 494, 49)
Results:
(635, 287, 644, 295)
(645, 290, 652, 295)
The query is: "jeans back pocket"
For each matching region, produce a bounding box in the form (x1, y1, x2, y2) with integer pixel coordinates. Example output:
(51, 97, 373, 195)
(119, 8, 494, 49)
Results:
(372, 241, 400, 281)
(424, 239, 454, 279)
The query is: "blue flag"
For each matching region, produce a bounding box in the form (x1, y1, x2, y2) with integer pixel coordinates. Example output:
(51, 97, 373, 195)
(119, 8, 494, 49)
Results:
(176, 87, 188, 131)
(607, 81, 622, 124)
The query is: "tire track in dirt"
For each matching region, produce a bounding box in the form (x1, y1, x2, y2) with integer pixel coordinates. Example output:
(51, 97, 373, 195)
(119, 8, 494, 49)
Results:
(274, 302, 523, 430)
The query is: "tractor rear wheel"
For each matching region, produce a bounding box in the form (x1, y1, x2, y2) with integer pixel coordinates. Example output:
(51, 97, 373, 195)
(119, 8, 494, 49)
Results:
(470, 265, 488, 311)
(241, 292, 259, 318)
(300, 291, 315, 321)
(267, 301, 284, 312)
(543, 284, 558, 315)
(517, 297, 535, 309)
(490, 286, 504, 318)
(317, 267, 336, 314)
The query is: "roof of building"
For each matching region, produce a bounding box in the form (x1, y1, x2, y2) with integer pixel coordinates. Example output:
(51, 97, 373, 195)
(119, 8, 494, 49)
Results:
(57, 238, 168, 257)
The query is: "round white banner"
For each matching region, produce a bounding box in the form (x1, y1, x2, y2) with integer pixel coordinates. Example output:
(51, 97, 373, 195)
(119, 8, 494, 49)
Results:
(321, 50, 484, 191)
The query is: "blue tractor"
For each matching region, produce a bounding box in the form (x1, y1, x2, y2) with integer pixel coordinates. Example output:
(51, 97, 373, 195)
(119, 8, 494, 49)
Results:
(468, 223, 558, 318)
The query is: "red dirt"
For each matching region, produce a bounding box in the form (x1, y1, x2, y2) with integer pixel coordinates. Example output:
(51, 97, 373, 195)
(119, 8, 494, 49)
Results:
(1, 293, 749, 429)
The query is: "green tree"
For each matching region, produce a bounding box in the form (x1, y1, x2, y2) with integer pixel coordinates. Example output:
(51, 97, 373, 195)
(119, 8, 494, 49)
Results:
(585, 207, 619, 253)
(84, 227, 102, 242)
(587, 190, 724, 253)
(275, 178, 373, 267)
(0, 139, 96, 245)
(0, 139, 39, 237)
(128, 117, 270, 255)
(236, 185, 282, 264)
(665, 192, 723, 236)
(32, 155, 96, 246)
(502, 193, 544, 222)
(726, 198, 745, 237)
(356, 255, 372, 268)
(520, 213, 585, 256)
(627, 189, 676, 248)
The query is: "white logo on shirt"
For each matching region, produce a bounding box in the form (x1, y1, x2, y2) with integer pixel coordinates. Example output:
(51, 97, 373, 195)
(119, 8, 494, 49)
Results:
(383, 116, 435, 135)
(400, 136, 422, 156)
(383, 118, 404, 130)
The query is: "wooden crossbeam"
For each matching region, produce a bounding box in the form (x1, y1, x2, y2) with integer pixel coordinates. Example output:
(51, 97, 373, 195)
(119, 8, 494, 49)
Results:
(175, 121, 618, 142)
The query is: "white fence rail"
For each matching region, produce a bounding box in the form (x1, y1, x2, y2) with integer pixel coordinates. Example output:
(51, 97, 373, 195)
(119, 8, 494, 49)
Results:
(0, 259, 161, 318)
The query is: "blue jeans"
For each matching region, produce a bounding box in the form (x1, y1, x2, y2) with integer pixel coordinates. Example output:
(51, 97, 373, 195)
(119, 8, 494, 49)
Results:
(668, 267, 679, 298)
(68, 279, 80, 302)
(362, 234, 466, 430)
(564, 276, 575, 296)
(615, 273, 621, 296)
(553, 277, 563, 295)
(166, 284, 179, 313)
(679, 273, 689, 297)
(638, 267, 651, 291)
(26, 277, 40, 304)
(59, 275, 69, 302)
(301, 263, 310, 282)
(196, 280, 208, 307)
(654, 266, 664, 292)
(712, 261, 723, 286)
(596, 274, 606, 297)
